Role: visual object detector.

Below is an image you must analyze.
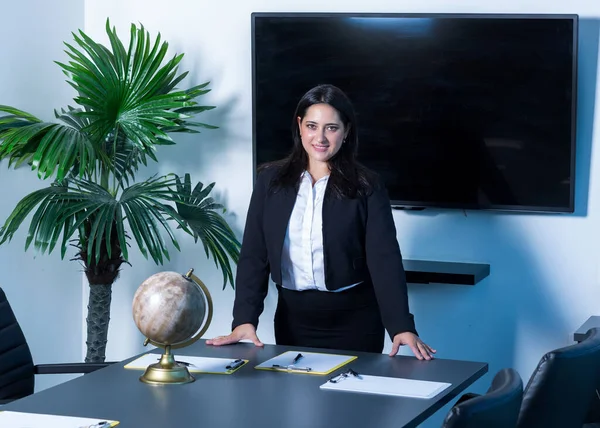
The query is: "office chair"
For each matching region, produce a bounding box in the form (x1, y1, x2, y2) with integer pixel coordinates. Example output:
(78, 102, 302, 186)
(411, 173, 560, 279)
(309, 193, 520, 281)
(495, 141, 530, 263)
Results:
(0, 286, 112, 404)
(441, 367, 523, 428)
(516, 327, 600, 428)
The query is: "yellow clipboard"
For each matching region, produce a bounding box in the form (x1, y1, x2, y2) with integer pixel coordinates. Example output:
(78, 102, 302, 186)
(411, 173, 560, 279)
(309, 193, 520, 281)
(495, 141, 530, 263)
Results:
(255, 350, 357, 375)
(124, 353, 248, 375)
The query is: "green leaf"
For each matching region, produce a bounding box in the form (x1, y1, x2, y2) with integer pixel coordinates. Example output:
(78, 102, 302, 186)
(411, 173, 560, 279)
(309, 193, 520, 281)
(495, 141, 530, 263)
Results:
(0, 105, 43, 122)
(173, 173, 240, 289)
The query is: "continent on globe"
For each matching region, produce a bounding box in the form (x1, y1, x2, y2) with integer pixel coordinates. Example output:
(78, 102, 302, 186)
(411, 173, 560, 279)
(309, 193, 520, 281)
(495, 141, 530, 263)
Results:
(132, 271, 207, 345)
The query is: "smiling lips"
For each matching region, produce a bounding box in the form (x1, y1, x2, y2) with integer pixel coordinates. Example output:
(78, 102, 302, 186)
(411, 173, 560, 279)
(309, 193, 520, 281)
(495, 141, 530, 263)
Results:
(312, 145, 329, 152)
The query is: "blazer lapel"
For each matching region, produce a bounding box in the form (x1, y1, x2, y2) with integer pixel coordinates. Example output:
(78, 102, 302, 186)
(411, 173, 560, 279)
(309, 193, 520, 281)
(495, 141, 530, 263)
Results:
(267, 186, 297, 283)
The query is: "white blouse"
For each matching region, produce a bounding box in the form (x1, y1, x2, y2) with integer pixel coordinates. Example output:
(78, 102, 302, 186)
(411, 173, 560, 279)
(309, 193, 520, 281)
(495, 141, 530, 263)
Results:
(280, 171, 359, 292)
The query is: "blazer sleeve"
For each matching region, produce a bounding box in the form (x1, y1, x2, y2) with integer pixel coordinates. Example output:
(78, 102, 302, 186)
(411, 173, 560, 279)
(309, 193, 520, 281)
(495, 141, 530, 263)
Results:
(365, 178, 418, 339)
(231, 169, 271, 330)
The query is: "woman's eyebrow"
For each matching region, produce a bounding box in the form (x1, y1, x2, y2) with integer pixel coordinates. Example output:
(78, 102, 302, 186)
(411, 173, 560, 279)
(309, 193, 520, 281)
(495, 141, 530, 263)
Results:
(305, 120, 340, 126)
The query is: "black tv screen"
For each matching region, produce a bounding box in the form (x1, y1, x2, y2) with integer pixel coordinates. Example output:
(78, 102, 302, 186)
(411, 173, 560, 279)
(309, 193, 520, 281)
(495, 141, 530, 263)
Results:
(252, 13, 578, 213)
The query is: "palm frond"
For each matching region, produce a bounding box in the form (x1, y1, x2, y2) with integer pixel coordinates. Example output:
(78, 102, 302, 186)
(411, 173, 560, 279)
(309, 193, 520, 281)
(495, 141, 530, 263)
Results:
(59, 21, 208, 160)
(0, 181, 68, 248)
(0, 106, 104, 180)
(0, 175, 185, 267)
(118, 175, 190, 264)
(1, 19, 218, 187)
(0, 180, 104, 259)
(173, 174, 240, 289)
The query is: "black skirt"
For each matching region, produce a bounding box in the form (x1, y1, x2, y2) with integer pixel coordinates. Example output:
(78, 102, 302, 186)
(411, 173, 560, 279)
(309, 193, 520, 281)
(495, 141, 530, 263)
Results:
(274, 282, 385, 353)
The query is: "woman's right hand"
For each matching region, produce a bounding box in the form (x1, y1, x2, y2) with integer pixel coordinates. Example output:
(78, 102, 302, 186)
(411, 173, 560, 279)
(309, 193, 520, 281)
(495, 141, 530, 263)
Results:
(205, 323, 264, 347)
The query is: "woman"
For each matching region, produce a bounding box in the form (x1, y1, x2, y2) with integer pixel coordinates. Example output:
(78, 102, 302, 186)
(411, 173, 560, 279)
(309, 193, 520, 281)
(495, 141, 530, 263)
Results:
(207, 84, 435, 359)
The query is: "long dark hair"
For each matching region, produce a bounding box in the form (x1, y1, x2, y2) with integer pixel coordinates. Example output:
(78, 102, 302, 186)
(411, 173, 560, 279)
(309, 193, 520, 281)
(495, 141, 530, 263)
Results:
(263, 84, 375, 199)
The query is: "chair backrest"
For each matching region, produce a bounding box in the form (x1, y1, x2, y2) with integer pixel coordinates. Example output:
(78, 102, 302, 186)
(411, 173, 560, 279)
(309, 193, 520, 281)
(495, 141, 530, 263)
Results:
(517, 327, 600, 428)
(442, 367, 523, 428)
(0, 287, 34, 401)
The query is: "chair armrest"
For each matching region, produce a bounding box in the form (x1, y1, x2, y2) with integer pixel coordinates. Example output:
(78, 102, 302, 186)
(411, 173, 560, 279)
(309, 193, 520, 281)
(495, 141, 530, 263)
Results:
(34, 362, 116, 375)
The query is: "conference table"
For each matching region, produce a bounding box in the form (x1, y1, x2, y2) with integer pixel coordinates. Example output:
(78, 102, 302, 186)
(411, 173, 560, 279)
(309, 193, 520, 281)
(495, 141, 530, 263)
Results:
(4, 340, 488, 427)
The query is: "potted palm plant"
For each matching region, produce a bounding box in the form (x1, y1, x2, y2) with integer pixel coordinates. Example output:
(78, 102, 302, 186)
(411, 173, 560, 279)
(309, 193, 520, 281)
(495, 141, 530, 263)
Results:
(0, 20, 240, 363)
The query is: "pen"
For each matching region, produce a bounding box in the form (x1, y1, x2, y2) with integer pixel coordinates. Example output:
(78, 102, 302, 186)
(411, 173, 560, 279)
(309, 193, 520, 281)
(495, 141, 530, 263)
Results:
(328, 368, 362, 383)
(292, 353, 303, 364)
(226, 359, 244, 370)
(272, 364, 312, 372)
(81, 421, 110, 428)
(348, 368, 362, 379)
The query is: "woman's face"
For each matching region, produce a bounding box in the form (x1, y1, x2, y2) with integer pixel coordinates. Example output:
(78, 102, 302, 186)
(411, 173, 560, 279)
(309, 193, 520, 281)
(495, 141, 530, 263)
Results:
(297, 103, 348, 167)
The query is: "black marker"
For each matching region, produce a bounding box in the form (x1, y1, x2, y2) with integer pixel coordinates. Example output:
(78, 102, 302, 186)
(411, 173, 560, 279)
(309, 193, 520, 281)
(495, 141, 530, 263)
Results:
(226, 359, 244, 370)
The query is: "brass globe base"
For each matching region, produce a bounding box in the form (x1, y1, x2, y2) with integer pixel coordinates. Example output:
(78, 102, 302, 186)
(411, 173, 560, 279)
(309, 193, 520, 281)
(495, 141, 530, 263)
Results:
(139, 347, 195, 385)
(140, 363, 195, 385)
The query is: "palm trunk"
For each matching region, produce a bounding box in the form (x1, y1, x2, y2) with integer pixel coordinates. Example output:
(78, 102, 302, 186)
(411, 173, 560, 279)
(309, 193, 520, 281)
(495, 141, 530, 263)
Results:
(79, 219, 124, 363)
(85, 283, 113, 363)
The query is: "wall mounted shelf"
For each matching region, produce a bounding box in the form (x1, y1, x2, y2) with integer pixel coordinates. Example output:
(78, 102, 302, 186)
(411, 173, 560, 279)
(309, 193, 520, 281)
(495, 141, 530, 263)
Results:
(574, 316, 600, 342)
(403, 259, 490, 286)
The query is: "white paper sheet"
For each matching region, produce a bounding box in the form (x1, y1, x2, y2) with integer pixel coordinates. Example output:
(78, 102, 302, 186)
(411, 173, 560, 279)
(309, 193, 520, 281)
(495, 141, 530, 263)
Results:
(124, 353, 248, 374)
(320, 374, 451, 399)
(255, 350, 356, 375)
(0, 411, 119, 427)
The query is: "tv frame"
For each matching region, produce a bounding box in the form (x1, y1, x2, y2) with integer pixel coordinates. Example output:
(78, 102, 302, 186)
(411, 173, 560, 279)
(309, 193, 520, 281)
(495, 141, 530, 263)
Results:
(250, 12, 579, 214)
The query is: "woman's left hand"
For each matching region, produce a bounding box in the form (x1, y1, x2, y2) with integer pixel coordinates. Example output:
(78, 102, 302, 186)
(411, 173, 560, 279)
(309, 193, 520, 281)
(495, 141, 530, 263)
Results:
(390, 332, 436, 360)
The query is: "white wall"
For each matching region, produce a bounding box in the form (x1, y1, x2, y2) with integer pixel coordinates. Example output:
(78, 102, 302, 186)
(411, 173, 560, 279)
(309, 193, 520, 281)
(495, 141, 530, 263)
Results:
(83, 1, 600, 426)
(0, 0, 85, 391)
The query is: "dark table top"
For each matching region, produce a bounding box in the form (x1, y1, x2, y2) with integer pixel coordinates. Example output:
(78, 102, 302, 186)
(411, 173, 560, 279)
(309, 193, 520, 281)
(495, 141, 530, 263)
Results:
(4, 340, 488, 428)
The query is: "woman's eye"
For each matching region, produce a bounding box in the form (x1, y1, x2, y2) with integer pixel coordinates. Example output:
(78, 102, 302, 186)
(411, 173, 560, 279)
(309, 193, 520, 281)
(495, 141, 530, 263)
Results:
(327, 126, 338, 132)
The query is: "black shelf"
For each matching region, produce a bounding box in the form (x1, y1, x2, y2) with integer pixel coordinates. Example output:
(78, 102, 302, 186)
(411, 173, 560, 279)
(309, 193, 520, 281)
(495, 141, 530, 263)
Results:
(403, 259, 490, 286)
(574, 316, 600, 342)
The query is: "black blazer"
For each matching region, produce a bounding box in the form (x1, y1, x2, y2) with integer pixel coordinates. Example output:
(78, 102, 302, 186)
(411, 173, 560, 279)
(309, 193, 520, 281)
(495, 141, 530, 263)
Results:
(232, 166, 417, 339)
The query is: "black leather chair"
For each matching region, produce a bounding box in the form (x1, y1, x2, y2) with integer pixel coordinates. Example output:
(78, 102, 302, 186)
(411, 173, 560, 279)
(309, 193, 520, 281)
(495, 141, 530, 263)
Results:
(516, 327, 600, 428)
(0, 286, 112, 404)
(441, 367, 523, 428)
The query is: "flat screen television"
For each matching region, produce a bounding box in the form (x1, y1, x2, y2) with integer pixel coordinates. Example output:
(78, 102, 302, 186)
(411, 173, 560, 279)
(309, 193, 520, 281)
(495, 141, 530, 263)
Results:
(251, 13, 578, 213)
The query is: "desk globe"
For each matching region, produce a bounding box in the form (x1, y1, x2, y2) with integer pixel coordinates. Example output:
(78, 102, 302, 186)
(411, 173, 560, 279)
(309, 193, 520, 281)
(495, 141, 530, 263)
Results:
(132, 268, 213, 385)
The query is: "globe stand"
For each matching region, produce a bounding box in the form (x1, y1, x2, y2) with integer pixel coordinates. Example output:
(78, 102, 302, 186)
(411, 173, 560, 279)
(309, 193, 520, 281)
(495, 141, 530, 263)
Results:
(140, 345, 196, 385)
(137, 268, 214, 386)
